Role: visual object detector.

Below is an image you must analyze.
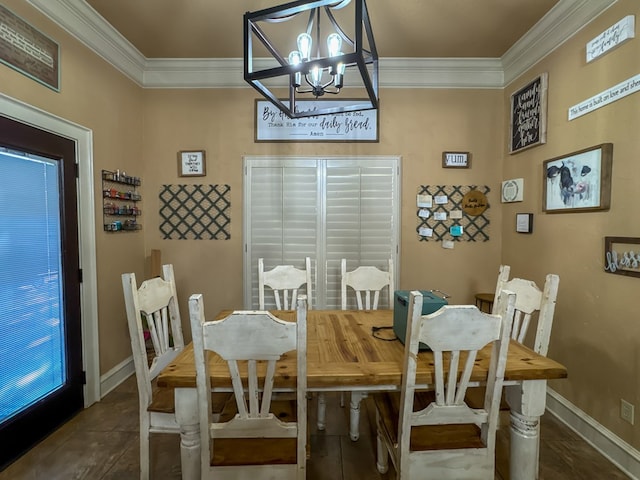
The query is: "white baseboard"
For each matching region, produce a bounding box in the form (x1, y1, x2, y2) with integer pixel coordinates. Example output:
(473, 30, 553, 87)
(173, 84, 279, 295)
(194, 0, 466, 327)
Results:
(546, 388, 640, 479)
(99, 356, 134, 399)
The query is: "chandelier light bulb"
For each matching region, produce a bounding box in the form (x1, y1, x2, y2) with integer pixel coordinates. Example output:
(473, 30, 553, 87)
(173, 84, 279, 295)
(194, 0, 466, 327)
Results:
(288, 50, 302, 65)
(297, 33, 313, 60)
(310, 65, 322, 86)
(288, 51, 303, 87)
(327, 33, 342, 57)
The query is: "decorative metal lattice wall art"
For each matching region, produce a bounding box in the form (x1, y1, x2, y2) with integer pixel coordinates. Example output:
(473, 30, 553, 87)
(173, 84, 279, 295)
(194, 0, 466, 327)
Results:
(416, 185, 490, 242)
(159, 184, 230, 240)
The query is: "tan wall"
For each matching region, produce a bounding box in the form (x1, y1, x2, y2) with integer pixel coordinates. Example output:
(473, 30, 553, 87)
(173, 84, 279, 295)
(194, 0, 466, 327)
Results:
(0, 1, 146, 373)
(501, 0, 640, 448)
(141, 88, 505, 340)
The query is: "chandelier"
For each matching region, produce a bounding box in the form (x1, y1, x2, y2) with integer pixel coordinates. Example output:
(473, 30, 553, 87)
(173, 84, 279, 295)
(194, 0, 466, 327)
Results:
(244, 0, 378, 119)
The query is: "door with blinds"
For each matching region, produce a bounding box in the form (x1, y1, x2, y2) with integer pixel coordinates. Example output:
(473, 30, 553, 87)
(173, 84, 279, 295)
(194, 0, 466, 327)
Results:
(0, 116, 83, 468)
(244, 156, 400, 309)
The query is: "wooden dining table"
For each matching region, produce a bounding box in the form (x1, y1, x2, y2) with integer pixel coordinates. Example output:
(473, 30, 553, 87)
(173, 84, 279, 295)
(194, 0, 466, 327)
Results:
(158, 309, 567, 480)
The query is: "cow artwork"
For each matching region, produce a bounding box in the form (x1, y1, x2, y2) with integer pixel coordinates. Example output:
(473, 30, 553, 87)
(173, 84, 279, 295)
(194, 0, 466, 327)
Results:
(543, 144, 612, 213)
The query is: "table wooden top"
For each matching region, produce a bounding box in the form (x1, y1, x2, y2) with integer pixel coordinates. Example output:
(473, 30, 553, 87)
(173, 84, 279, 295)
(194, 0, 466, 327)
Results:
(157, 309, 567, 390)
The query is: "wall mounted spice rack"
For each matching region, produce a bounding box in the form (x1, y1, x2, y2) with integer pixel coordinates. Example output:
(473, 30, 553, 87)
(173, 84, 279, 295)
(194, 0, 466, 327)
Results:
(102, 169, 142, 232)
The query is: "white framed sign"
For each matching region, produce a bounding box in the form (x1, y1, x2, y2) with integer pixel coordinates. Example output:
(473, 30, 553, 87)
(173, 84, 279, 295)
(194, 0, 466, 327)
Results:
(178, 150, 206, 177)
(255, 100, 378, 142)
(501, 178, 524, 203)
(516, 213, 533, 233)
(442, 151, 470, 168)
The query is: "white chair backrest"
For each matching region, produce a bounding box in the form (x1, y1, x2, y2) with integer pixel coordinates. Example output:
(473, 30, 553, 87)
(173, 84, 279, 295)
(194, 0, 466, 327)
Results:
(492, 265, 559, 355)
(341, 258, 394, 310)
(398, 290, 515, 457)
(190, 294, 307, 479)
(259, 257, 313, 310)
(122, 264, 185, 407)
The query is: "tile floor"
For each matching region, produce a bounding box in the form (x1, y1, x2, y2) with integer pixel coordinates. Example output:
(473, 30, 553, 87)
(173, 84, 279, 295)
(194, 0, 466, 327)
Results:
(0, 376, 631, 479)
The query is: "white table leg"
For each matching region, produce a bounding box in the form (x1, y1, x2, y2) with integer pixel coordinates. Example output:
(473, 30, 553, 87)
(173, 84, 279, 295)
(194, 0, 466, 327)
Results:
(506, 380, 547, 480)
(317, 392, 327, 430)
(174, 387, 200, 480)
(349, 391, 368, 441)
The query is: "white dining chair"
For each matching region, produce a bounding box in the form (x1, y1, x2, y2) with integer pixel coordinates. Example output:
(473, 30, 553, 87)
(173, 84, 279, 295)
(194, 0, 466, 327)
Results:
(374, 290, 515, 479)
(466, 265, 560, 418)
(492, 265, 560, 355)
(189, 293, 308, 480)
(122, 265, 184, 480)
(258, 257, 313, 310)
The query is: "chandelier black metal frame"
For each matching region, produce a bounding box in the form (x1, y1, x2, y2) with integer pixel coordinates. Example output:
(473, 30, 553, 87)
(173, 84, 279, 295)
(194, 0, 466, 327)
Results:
(244, 0, 378, 119)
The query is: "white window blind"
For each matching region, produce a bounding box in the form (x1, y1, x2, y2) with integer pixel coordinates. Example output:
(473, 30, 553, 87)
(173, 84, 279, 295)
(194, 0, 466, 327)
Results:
(244, 156, 400, 310)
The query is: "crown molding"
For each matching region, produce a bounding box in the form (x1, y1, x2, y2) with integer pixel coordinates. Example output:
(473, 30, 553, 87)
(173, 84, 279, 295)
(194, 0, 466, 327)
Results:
(27, 0, 146, 85)
(143, 57, 504, 89)
(502, 0, 618, 87)
(378, 58, 503, 89)
(28, 0, 617, 90)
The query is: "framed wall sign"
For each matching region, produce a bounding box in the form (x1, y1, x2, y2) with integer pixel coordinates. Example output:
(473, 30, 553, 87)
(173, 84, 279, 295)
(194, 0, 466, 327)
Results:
(542, 143, 612, 213)
(501, 178, 524, 203)
(255, 99, 378, 142)
(0, 5, 60, 91)
(516, 213, 533, 233)
(178, 150, 206, 177)
(509, 73, 548, 154)
(442, 152, 470, 168)
(604, 236, 640, 277)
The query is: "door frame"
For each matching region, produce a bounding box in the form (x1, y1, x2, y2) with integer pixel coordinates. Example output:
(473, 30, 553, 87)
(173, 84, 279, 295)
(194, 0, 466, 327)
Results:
(0, 93, 99, 407)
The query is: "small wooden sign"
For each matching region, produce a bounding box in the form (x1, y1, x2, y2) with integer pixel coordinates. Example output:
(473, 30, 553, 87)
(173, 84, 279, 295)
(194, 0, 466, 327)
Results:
(442, 152, 470, 168)
(461, 190, 488, 216)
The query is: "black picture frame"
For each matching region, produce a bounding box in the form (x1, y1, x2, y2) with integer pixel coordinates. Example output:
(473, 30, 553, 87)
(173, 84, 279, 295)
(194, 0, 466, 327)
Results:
(509, 73, 548, 154)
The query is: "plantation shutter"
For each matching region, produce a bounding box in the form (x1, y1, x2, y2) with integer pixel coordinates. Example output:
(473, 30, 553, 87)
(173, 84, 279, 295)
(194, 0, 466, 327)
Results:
(244, 156, 399, 309)
(324, 159, 397, 309)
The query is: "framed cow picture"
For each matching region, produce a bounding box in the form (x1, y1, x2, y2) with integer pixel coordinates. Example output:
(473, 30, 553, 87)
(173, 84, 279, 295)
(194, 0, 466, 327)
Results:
(542, 143, 612, 213)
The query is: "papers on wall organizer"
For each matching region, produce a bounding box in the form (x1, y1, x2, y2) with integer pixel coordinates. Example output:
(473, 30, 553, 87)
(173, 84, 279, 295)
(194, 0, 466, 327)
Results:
(450, 210, 463, 219)
(419, 227, 433, 237)
(418, 209, 430, 218)
(434, 195, 448, 204)
(442, 240, 454, 249)
(417, 194, 433, 208)
(450, 225, 463, 237)
(434, 212, 447, 221)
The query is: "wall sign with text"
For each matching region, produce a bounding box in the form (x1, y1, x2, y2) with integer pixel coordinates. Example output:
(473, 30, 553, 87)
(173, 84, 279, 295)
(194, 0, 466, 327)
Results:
(442, 151, 470, 168)
(255, 100, 378, 142)
(509, 73, 548, 154)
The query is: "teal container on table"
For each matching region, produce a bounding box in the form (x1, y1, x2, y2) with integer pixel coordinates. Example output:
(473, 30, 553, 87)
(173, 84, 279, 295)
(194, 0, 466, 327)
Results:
(393, 290, 448, 350)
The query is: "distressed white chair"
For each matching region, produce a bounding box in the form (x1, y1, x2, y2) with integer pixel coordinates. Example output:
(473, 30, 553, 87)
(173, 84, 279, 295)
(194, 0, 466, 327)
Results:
(317, 258, 394, 436)
(122, 265, 184, 480)
(258, 257, 313, 310)
(373, 290, 515, 479)
(492, 265, 560, 355)
(467, 265, 561, 415)
(189, 293, 307, 480)
(341, 258, 394, 310)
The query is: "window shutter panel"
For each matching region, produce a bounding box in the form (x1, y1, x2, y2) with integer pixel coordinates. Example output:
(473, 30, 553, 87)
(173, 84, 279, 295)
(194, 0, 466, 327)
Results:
(245, 157, 399, 310)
